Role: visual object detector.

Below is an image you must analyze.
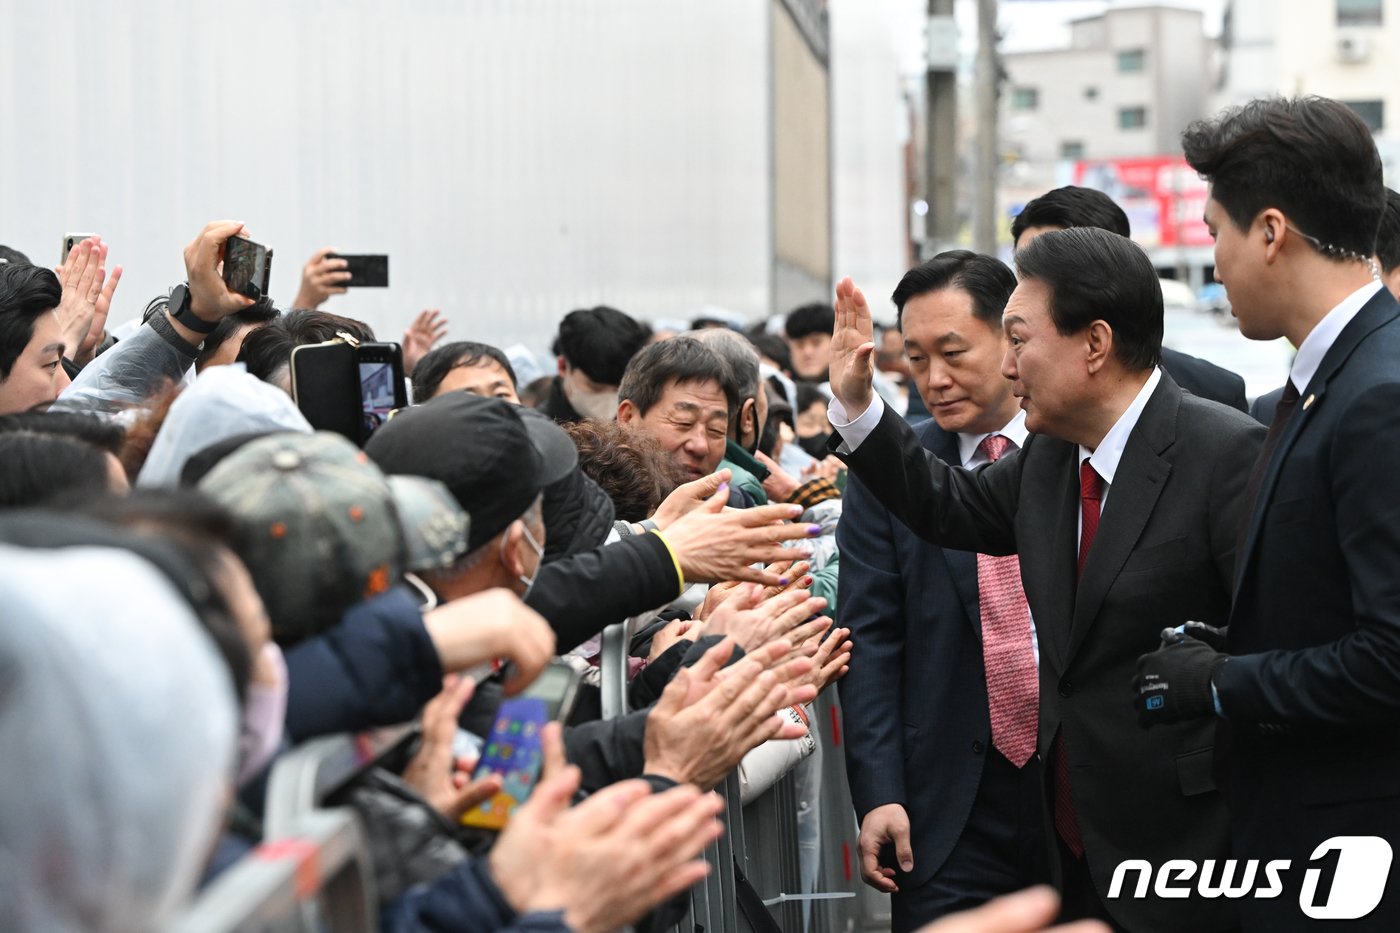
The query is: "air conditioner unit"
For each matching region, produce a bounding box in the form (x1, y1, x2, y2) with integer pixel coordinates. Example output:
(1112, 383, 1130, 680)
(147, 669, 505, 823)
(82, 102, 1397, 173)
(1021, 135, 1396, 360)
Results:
(1337, 33, 1371, 63)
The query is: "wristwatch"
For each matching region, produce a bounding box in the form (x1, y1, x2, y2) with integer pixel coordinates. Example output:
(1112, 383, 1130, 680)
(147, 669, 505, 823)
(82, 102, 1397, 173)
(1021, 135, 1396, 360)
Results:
(167, 283, 219, 335)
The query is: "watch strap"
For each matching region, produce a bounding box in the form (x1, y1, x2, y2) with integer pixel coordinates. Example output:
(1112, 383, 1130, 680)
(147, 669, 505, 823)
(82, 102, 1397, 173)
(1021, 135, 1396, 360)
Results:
(169, 284, 219, 335)
(148, 306, 201, 360)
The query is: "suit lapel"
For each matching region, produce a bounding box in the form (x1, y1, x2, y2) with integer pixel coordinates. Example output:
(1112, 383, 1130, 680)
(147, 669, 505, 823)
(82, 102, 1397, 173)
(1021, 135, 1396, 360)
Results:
(1037, 447, 1081, 670)
(1235, 292, 1400, 589)
(924, 426, 981, 628)
(1065, 377, 1177, 664)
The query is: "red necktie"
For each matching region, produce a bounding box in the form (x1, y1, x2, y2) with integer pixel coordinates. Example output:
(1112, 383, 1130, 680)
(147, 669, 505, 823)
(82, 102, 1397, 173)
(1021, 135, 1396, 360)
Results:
(975, 435, 1039, 768)
(1054, 460, 1105, 858)
(1077, 460, 1104, 578)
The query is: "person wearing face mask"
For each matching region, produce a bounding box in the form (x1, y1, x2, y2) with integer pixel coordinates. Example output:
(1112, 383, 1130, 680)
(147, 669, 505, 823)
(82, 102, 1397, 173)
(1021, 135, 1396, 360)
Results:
(538, 306, 652, 424)
(794, 381, 835, 460)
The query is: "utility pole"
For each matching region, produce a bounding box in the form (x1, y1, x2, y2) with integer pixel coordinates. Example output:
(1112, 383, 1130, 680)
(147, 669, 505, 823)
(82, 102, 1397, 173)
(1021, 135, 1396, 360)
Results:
(925, 0, 958, 258)
(973, 0, 1000, 254)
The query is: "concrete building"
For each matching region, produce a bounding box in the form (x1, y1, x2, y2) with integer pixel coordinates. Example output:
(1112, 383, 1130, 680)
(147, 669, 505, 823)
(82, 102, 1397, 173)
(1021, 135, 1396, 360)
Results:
(1215, 0, 1400, 183)
(1000, 5, 1209, 167)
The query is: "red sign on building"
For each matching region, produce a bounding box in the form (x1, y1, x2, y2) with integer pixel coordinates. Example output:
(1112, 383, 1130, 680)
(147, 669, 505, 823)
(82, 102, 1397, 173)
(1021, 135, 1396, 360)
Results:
(1073, 157, 1212, 248)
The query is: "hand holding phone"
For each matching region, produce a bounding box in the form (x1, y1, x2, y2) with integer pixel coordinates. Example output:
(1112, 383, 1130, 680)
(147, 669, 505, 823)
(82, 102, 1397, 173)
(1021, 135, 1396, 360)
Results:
(183, 221, 258, 322)
(328, 253, 389, 288)
(460, 662, 582, 831)
(223, 235, 273, 300)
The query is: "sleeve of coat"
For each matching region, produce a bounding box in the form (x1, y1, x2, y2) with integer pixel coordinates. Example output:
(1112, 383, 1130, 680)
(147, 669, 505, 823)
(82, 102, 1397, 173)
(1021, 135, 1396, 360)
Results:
(528, 534, 682, 654)
(52, 315, 195, 415)
(836, 404, 1022, 556)
(562, 710, 650, 793)
(382, 854, 574, 933)
(284, 586, 444, 742)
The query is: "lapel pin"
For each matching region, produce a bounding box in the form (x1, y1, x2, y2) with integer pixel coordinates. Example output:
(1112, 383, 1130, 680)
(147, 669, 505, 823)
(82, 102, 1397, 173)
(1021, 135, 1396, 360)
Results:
(1303, 394, 1315, 410)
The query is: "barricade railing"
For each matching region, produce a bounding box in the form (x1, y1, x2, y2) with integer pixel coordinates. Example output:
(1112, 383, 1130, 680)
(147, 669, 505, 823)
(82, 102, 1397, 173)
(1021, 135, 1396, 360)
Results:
(599, 618, 870, 932)
(173, 808, 376, 933)
(263, 727, 414, 839)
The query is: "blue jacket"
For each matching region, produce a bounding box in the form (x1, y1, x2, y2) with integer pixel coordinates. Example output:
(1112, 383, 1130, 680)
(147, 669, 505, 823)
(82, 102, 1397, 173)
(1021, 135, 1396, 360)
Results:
(284, 586, 444, 742)
(383, 855, 572, 933)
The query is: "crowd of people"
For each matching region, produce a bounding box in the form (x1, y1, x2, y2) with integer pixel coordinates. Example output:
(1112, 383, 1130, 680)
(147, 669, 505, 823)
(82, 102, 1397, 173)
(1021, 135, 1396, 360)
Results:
(2, 93, 1399, 933)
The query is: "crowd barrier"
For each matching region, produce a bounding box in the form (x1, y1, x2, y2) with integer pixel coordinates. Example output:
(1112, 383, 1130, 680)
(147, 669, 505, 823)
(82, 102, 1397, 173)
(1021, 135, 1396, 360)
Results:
(177, 620, 891, 932)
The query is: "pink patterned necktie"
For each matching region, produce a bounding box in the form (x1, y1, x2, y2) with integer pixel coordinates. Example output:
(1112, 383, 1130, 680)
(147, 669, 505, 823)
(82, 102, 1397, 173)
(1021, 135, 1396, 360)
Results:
(975, 434, 1039, 768)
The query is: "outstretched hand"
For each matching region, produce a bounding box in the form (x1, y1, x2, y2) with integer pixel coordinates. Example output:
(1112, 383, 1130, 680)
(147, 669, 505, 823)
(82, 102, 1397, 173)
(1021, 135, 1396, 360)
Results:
(402, 309, 450, 374)
(830, 276, 878, 417)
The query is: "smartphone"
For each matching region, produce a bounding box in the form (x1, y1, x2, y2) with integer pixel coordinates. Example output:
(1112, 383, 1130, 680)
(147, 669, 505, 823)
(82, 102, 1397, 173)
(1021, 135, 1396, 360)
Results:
(460, 662, 582, 831)
(291, 339, 408, 445)
(329, 253, 389, 288)
(223, 236, 274, 300)
(61, 233, 96, 264)
(290, 340, 362, 443)
(356, 342, 408, 440)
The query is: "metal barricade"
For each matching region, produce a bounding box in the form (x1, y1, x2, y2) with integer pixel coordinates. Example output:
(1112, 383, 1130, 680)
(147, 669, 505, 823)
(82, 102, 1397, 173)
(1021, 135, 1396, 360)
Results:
(600, 615, 876, 932)
(173, 809, 376, 933)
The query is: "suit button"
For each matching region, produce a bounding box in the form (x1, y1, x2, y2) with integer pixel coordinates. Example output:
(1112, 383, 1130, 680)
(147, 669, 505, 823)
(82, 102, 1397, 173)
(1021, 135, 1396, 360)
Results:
(971, 740, 985, 754)
(1058, 681, 1074, 698)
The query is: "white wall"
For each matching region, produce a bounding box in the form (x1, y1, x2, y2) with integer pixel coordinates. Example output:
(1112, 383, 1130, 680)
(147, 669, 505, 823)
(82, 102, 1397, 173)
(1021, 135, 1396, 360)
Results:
(0, 0, 773, 350)
(829, 0, 911, 318)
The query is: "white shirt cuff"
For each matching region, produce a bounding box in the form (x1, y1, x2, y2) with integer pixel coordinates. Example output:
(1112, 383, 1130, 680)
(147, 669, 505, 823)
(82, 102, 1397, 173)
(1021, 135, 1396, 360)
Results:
(827, 394, 886, 454)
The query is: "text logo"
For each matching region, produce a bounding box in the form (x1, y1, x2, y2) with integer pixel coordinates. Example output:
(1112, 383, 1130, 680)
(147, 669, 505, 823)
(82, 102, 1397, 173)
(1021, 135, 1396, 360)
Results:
(1108, 837, 1392, 920)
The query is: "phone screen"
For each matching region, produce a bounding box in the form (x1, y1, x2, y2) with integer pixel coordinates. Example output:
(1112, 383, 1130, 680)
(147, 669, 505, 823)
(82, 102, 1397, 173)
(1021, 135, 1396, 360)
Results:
(460, 663, 579, 831)
(359, 360, 398, 435)
(223, 237, 273, 300)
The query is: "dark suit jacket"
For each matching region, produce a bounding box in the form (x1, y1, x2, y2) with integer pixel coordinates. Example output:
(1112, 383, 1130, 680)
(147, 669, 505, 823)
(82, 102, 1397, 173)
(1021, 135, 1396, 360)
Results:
(1220, 287, 1400, 930)
(838, 375, 1263, 932)
(1161, 346, 1248, 412)
(1248, 384, 1283, 424)
(836, 419, 991, 891)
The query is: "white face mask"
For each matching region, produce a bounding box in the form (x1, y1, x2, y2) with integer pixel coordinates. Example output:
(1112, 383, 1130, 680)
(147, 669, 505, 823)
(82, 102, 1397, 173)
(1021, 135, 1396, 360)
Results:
(236, 642, 288, 786)
(568, 386, 619, 421)
(501, 520, 546, 599)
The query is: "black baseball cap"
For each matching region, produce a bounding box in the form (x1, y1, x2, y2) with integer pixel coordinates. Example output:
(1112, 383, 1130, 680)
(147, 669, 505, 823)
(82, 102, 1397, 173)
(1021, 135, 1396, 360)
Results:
(365, 393, 576, 550)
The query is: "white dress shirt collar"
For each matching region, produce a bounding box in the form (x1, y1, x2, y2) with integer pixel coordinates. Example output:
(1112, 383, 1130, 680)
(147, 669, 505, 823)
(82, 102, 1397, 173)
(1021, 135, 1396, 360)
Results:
(958, 410, 1030, 469)
(1078, 366, 1162, 488)
(1289, 280, 1384, 394)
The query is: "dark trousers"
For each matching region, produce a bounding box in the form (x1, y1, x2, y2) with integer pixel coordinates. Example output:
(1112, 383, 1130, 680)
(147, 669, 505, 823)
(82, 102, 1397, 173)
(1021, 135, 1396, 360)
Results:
(891, 748, 1047, 933)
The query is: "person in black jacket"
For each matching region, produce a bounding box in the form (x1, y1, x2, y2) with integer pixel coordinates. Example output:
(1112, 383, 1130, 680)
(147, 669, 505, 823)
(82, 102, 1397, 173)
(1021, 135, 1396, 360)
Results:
(1012, 186, 1249, 413)
(538, 305, 651, 424)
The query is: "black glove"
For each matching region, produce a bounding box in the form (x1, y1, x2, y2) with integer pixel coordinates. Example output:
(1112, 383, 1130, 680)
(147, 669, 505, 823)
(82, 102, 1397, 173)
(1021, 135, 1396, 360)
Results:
(1134, 628, 1229, 728)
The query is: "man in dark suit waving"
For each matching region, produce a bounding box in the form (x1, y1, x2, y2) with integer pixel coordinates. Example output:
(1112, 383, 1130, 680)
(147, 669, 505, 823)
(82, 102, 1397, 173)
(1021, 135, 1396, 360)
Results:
(1011, 185, 1248, 413)
(1136, 96, 1400, 931)
(828, 228, 1263, 931)
(838, 251, 1045, 929)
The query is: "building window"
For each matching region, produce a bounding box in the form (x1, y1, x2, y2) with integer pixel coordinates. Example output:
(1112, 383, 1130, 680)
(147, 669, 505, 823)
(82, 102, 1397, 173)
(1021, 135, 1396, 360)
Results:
(1011, 87, 1039, 111)
(1084, 86, 1099, 101)
(1337, 0, 1383, 26)
(1060, 141, 1086, 160)
(1343, 99, 1384, 131)
(1117, 49, 1146, 72)
(1118, 106, 1148, 130)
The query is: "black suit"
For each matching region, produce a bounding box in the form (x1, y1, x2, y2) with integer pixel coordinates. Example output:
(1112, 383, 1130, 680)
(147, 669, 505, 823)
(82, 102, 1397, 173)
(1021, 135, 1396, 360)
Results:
(837, 420, 1043, 930)
(1221, 286, 1400, 930)
(837, 375, 1263, 931)
(1248, 385, 1283, 425)
(1161, 346, 1248, 412)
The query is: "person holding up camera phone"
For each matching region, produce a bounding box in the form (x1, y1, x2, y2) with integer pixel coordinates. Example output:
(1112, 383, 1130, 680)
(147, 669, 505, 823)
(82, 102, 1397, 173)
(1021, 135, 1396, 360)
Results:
(54, 220, 265, 415)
